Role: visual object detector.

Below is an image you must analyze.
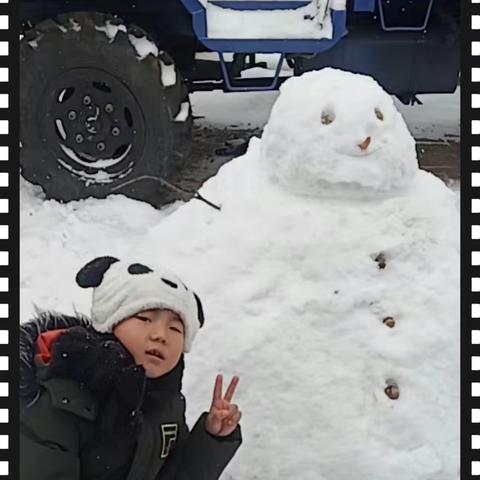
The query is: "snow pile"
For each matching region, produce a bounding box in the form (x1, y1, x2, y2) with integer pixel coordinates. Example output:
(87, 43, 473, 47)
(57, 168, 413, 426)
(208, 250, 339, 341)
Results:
(206, 0, 335, 39)
(174, 102, 190, 122)
(95, 20, 158, 60)
(20, 179, 180, 312)
(21, 71, 459, 479)
(69, 18, 81, 32)
(128, 34, 159, 60)
(394, 90, 460, 141)
(261, 68, 418, 198)
(95, 21, 127, 42)
(159, 57, 177, 87)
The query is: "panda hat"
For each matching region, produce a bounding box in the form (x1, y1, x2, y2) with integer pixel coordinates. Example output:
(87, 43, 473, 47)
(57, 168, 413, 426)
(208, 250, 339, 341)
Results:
(75, 256, 204, 352)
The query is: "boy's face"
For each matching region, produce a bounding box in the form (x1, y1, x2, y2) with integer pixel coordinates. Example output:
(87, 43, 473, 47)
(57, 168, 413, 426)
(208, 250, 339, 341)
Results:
(113, 308, 185, 378)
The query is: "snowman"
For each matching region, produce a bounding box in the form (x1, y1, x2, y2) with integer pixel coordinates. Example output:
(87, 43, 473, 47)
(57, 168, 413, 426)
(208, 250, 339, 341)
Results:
(126, 68, 459, 480)
(66, 69, 458, 480)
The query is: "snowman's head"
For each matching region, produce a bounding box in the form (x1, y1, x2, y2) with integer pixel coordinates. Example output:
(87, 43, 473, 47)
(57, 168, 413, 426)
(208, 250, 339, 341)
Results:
(261, 68, 418, 198)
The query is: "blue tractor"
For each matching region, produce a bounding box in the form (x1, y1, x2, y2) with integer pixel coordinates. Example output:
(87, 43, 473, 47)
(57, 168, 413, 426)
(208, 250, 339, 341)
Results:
(20, 0, 460, 206)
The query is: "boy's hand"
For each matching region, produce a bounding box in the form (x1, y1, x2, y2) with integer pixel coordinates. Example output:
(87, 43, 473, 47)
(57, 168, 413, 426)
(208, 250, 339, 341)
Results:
(205, 374, 242, 437)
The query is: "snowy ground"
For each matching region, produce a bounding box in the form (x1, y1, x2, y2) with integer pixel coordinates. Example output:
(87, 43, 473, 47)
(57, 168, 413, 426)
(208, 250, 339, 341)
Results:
(20, 73, 459, 479)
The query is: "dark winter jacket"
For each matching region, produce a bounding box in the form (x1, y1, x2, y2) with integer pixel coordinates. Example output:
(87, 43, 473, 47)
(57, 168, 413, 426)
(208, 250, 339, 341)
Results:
(20, 312, 242, 480)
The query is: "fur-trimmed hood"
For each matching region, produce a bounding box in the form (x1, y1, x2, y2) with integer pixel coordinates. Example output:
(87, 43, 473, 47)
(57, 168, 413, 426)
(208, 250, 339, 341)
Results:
(20, 311, 185, 433)
(20, 310, 91, 406)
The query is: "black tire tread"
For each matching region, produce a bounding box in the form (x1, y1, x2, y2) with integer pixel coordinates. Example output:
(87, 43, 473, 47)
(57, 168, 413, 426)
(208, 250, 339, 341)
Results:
(20, 11, 193, 207)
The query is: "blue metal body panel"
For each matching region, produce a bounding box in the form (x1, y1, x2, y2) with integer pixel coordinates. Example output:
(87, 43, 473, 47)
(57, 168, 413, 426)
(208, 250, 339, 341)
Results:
(210, 1, 310, 10)
(354, 0, 375, 12)
(19, 0, 459, 98)
(180, 0, 207, 39)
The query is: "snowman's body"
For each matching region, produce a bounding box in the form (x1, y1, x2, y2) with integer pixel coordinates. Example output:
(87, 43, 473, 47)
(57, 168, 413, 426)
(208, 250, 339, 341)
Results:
(134, 69, 459, 479)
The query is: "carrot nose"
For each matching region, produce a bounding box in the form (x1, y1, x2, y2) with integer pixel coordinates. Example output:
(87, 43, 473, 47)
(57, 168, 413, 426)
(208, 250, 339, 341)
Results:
(358, 136, 371, 151)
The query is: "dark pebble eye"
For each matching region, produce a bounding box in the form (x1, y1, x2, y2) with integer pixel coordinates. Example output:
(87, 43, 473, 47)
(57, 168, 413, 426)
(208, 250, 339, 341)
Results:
(321, 111, 335, 125)
(375, 108, 384, 121)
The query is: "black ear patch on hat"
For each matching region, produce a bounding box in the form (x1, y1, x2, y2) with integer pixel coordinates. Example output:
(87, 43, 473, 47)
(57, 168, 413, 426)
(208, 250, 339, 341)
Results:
(193, 293, 205, 328)
(128, 263, 153, 275)
(162, 278, 178, 289)
(76, 256, 119, 288)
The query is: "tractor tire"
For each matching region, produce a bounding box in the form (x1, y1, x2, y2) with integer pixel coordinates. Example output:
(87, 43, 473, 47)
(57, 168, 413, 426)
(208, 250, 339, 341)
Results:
(20, 12, 193, 207)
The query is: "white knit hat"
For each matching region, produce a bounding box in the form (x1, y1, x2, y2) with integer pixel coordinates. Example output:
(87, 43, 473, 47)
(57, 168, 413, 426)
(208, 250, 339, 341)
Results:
(75, 256, 204, 352)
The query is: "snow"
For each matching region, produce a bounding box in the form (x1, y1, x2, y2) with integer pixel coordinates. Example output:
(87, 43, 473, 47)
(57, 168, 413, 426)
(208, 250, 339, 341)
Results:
(95, 21, 127, 42)
(96, 21, 177, 90)
(54, 120, 67, 141)
(206, 1, 334, 39)
(240, 63, 294, 79)
(96, 21, 161, 63)
(129, 34, 159, 60)
(21, 69, 459, 479)
(174, 102, 190, 122)
(330, 0, 347, 9)
(394, 89, 460, 142)
(59, 143, 133, 170)
(54, 134, 134, 186)
(69, 19, 81, 32)
(160, 58, 177, 87)
(56, 157, 134, 186)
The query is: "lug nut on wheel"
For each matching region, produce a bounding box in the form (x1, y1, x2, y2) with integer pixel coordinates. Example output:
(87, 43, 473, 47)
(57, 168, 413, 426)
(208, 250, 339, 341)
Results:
(105, 103, 114, 113)
(75, 134, 84, 144)
(83, 95, 92, 106)
(68, 111, 77, 121)
(97, 142, 106, 152)
(111, 127, 120, 137)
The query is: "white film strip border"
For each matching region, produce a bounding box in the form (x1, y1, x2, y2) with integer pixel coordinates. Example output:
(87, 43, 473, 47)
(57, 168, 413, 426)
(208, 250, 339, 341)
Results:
(472, 1, 480, 479)
(2, 2, 472, 479)
(1, 0, 11, 477)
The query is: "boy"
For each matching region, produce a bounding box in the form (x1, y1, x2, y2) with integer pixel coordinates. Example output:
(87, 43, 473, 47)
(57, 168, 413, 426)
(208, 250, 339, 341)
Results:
(20, 256, 242, 480)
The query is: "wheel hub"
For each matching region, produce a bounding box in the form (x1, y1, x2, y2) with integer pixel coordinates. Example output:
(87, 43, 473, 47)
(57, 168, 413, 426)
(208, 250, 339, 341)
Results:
(40, 68, 146, 185)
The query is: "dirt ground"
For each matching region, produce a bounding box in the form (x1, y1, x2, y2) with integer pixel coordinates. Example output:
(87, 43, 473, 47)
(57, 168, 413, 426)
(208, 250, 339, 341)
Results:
(416, 140, 460, 182)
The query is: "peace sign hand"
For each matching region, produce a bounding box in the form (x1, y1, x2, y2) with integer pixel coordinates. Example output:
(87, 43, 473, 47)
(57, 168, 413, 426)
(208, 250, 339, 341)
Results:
(205, 374, 242, 437)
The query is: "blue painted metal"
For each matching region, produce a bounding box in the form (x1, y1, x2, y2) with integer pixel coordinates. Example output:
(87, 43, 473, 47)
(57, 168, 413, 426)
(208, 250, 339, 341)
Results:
(377, 0, 434, 31)
(180, 0, 207, 38)
(209, 1, 310, 10)
(354, 0, 375, 13)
